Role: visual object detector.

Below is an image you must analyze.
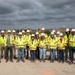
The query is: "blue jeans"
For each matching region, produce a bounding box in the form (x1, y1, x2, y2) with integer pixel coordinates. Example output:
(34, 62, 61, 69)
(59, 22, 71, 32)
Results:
(30, 50, 36, 60)
(18, 48, 24, 61)
(58, 50, 64, 62)
(69, 46, 75, 62)
(50, 49, 56, 60)
(39, 48, 46, 59)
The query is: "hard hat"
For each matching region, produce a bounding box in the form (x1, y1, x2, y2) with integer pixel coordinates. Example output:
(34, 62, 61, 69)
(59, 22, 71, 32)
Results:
(41, 27, 45, 30)
(7, 30, 11, 33)
(51, 32, 54, 35)
(57, 31, 60, 34)
(22, 30, 25, 33)
(31, 34, 35, 37)
(1, 30, 5, 33)
(27, 30, 30, 32)
(71, 29, 75, 32)
(19, 32, 22, 35)
(52, 29, 55, 33)
(36, 32, 39, 35)
(12, 30, 16, 32)
(66, 28, 69, 32)
(41, 33, 45, 36)
(59, 33, 63, 36)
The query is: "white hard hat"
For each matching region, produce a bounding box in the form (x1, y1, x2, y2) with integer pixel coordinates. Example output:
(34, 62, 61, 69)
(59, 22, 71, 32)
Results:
(12, 30, 16, 32)
(41, 33, 45, 36)
(19, 32, 22, 35)
(1, 30, 5, 33)
(59, 33, 63, 36)
(27, 30, 30, 32)
(57, 31, 60, 34)
(52, 29, 55, 32)
(71, 29, 75, 32)
(66, 28, 69, 32)
(51, 32, 54, 35)
(36, 32, 39, 35)
(22, 30, 25, 33)
(41, 27, 45, 30)
(31, 34, 35, 37)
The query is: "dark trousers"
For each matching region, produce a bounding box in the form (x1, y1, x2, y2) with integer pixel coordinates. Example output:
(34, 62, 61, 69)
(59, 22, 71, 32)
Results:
(69, 46, 75, 62)
(58, 50, 64, 62)
(65, 45, 71, 60)
(6, 46, 13, 61)
(35, 47, 39, 59)
(30, 50, 35, 60)
(26, 45, 29, 59)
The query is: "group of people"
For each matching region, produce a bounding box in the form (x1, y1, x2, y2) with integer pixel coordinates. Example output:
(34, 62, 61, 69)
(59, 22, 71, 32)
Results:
(0, 28, 75, 64)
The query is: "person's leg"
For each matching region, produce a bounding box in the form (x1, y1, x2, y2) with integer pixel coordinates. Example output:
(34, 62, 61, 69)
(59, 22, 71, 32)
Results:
(61, 50, 64, 62)
(0, 50, 1, 62)
(50, 49, 53, 60)
(39, 48, 43, 59)
(65, 46, 68, 60)
(58, 50, 61, 62)
(33, 50, 36, 60)
(53, 49, 56, 60)
(21, 48, 24, 61)
(43, 48, 46, 60)
(1, 47, 3, 58)
(30, 50, 33, 60)
(71, 47, 74, 62)
(27, 45, 29, 59)
(10, 46, 13, 61)
(17, 48, 21, 61)
(6, 46, 9, 62)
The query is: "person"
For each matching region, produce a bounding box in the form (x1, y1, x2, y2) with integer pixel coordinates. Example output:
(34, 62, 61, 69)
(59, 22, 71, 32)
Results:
(64, 28, 70, 61)
(15, 32, 26, 62)
(0, 33, 6, 62)
(35, 32, 40, 59)
(22, 30, 26, 58)
(56, 31, 60, 60)
(6, 30, 14, 62)
(57, 33, 66, 63)
(69, 29, 75, 64)
(48, 32, 57, 62)
(39, 33, 47, 62)
(12, 30, 17, 59)
(28, 34, 38, 62)
(0, 30, 6, 59)
(25, 30, 31, 59)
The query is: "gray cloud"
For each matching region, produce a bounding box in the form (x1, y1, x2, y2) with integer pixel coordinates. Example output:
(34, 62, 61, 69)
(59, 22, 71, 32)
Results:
(0, 0, 75, 29)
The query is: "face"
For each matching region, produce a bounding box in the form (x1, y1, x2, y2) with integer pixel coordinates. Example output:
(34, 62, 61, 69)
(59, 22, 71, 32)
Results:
(8, 32, 11, 36)
(19, 35, 22, 38)
(31, 36, 35, 40)
(1, 33, 5, 36)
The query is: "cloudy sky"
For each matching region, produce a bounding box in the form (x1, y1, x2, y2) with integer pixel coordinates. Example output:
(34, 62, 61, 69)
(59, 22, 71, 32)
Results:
(0, 0, 75, 29)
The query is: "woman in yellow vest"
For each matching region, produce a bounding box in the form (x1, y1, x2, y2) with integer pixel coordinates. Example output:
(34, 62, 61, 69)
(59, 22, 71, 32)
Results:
(39, 33, 47, 62)
(15, 32, 26, 62)
(69, 29, 75, 63)
(28, 34, 38, 62)
(48, 32, 57, 62)
(57, 33, 66, 63)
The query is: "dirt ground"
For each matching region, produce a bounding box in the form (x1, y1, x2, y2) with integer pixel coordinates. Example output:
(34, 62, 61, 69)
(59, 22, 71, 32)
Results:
(0, 58, 75, 75)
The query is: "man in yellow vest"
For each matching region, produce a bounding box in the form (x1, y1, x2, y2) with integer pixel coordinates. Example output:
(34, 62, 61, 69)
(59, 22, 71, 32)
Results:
(64, 28, 70, 61)
(15, 32, 26, 62)
(48, 31, 57, 62)
(39, 33, 47, 62)
(35, 32, 40, 59)
(28, 34, 38, 62)
(6, 30, 14, 62)
(0, 30, 6, 59)
(69, 29, 75, 64)
(12, 30, 17, 59)
(57, 33, 66, 63)
(25, 29, 31, 59)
